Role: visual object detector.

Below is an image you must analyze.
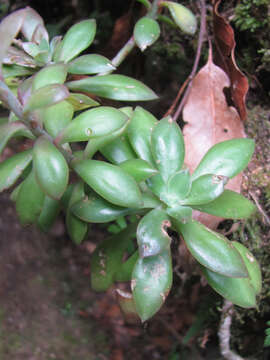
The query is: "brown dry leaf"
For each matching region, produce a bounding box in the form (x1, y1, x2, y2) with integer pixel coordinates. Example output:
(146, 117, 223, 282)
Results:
(104, 12, 133, 58)
(213, 0, 249, 121)
(183, 49, 246, 228)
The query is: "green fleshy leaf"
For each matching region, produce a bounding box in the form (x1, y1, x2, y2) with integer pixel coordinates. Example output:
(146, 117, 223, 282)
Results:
(201, 265, 257, 308)
(137, 208, 171, 257)
(165, 169, 191, 205)
(146, 173, 167, 199)
(182, 174, 228, 206)
(84, 119, 130, 158)
(0, 149, 32, 192)
(37, 196, 60, 232)
(175, 220, 248, 278)
(151, 116, 185, 181)
(2, 64, 35, 79)
(66, 75, 158, 101)
(134, 17, 160, 51)
(100, 134, 136, 164)
(23, 84, 69, 113)
(57, 106, 128, 143)
(192, 190, 256, 219)
(128, 106, 157, 165)
(66, 181, 88, 244)
(66, 93, 99, 111)
(73, 159, 143, 208)
(68, 54, 115, 74)
(55, 19, 96, 63)
(232, 242, 262, 295)
(161, 1, 197, 35)
(16, 169, 45, 225)
(41, 100, 74, 138)
(192, 139, 255, 180)
(33, 136, 69, 199)
(167, 204, 192, 224)
(132, 249, 172, 321)
(119, 159, 158, 182)
(71, 189, 133, 223)
(0, 121, 34, 155)
(91, 223, 137, 291)
(115, 251, 139, 282)
(32, 63, 68, 91)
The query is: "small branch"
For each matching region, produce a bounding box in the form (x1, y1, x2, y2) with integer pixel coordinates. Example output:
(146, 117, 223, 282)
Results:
(105, 0, 162, 73)
(249, 191, 270, 226)
(171, 0, 207, 122)
(111, 36, 136, 70)
(218, 300, 244, 360)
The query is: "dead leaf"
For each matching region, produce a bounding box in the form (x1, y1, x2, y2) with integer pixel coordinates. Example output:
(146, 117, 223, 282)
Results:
(183, 48, 245, 228)
(213, 0, 249, 121)
(104, 11, 134, 58)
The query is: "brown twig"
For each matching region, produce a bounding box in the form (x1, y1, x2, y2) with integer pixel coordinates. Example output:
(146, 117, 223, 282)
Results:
(164, 77, 189, 117)
(249, 191, 270, 225)
(218, 300, 244, 360)
(171, 0, 207, 122)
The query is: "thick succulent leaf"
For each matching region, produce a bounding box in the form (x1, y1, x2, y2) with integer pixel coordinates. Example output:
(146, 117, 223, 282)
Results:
(66, 181, 88, 244)
(100, 134, 136, 164)
(55, 19, 96, 63)
(32, 23, 49, 44)
(167, 204, 192, 224)
(0, 8, 26, 71)
(137, 209, 171, 257)
(0, 149, 32, 192)
(32, 63, 68, 91)
(84, 120, 129, 158)
(201, 265, 257, 308)
(0, 121, 34, 155)
(33, 136, 69, 199)
(146, 173, 167, 199)
(16, 169, 45, 225)
(119, 159, 158, 182)
(134, 17, 160, 51)
(10, 183, 22, 202)
(41, 100, 74, 138)
(73, 159, 143, 208)
(68, 54, 115, 74)
(2, 64, 35, 79)
(66, 93, 99, 111)
(71, 189, 133, 223)
(192, 190, 256, 219)
(166, 169, 191, 205)
(21, 7, 48, 42)
(91, 223, 137, 291)
(37, 196, 60, 232)
(182, 174, 228, 206)
(23, 84, 69, 113)
(232, 242, 262, 295)
(57, 106, 128, 144)
(175, 220, 248, 277)
(192, 139, 255, 180)
(115, 251, 139, 282)
(151, 117, 185, 181)
(66, 74, 158, 101)
(66, 211, 88, 245)
(132, 249, 172, 322)
(128, 106, 158, 165)
(141, 191, 162, 209)
(162, 1, 197, 35)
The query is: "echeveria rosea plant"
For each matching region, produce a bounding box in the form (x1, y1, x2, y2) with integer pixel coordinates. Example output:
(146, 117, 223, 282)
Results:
(0, 4, 261, 323)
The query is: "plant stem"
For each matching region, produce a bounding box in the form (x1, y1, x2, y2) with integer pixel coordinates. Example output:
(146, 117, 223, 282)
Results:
(218, 300, 244, 360)
(172, 0, 207, 122)
(106, 0, 161, 72)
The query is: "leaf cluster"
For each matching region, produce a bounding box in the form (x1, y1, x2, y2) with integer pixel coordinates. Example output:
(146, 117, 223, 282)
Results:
(0, 3, 262, 322)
